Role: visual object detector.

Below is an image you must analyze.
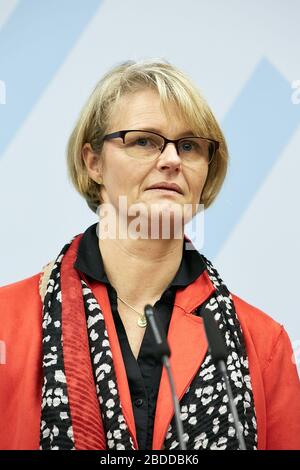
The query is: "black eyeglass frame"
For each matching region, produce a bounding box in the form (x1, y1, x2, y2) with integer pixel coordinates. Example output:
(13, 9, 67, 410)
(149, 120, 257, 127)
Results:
(103, 129, 219, 164)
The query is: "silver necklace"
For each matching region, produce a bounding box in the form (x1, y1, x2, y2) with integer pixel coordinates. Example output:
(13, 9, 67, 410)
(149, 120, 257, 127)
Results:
(117, 295, 147, 328)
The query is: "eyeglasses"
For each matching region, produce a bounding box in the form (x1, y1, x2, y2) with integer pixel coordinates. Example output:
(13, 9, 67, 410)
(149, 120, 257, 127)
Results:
(103, 130, 219, 164)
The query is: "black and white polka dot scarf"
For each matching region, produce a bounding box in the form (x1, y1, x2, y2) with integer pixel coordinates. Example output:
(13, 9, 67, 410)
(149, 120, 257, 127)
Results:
(40, 235, 257, 450)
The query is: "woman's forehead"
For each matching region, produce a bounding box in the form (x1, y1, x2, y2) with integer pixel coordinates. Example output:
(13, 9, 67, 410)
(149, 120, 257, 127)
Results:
(109, 89, 194, 135)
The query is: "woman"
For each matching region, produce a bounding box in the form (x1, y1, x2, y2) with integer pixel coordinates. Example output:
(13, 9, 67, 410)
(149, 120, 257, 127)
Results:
(0, 59, 299, 451)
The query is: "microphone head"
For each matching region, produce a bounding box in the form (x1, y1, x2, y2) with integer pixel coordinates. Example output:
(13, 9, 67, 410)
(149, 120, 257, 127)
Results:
(144, 304, 171, 359)
(144, 304, 154, 318)
(200, 305, 228, 365)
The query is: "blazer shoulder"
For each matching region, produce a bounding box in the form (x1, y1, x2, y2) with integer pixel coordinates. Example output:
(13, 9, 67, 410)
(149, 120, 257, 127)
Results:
(0, 271, 45, 351)
(0, 258, 56, 304)
(231, 292, 282, 335)
(0, 273, 41, 318)
(231, 292, 287, 371)
(0, 272, 41, 294)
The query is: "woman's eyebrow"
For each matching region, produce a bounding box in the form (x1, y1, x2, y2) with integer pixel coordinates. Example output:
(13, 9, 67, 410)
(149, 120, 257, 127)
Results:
(137, 126, 196, 137)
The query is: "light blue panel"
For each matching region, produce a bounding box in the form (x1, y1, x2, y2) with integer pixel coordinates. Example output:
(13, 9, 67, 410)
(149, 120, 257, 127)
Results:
(0, 0, 102, 157)
(201, 58, 300, 258)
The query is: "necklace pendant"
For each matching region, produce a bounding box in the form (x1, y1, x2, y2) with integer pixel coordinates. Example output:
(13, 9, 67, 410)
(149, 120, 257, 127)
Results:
(137, 314, 147, 328)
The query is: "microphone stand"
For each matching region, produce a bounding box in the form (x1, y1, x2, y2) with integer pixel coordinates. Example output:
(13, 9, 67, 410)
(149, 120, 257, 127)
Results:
(218, 360, 247, 450)
(200, 305, 247, 450)
(144, 304, 186, 450)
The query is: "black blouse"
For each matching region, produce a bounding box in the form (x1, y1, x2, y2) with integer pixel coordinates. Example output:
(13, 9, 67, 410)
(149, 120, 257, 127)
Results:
(74, 223, 206, 450)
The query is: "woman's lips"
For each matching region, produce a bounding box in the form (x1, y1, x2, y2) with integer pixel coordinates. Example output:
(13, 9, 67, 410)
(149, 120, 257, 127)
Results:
(146, 182, 183, 194)
(147, 188, 179, 192)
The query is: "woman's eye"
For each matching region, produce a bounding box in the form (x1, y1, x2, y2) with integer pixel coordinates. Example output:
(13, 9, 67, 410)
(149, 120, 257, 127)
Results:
(181, 141, 194, 152)
(136, 138, 149, 146)
(135, 138, 157, 148)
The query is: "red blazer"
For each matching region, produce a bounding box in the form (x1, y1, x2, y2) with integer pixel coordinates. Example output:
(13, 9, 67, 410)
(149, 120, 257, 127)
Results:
(0, 270, 300, 450)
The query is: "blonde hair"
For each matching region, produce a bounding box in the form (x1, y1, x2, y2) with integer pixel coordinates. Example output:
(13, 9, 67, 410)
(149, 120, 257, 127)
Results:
(67, 59, 229, 212)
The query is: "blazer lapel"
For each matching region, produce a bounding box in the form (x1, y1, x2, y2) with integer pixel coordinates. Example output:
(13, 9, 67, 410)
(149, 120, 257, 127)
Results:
(88, 280, 139, 450)
(152, 270, 216, 450)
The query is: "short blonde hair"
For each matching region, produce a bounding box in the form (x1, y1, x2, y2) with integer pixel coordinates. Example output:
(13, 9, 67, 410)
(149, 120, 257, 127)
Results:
(67, 59, 229, 212)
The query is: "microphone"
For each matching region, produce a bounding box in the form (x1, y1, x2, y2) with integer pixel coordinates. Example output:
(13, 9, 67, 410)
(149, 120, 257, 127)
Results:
(144, 304, 186, 450)
(200, 304, 247, 450)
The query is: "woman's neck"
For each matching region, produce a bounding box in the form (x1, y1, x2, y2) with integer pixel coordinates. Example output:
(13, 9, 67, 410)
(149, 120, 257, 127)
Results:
(98, 235, 184, 306)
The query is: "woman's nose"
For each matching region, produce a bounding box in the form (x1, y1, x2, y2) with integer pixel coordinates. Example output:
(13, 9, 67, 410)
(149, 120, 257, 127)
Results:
(156, 142, 181, 169)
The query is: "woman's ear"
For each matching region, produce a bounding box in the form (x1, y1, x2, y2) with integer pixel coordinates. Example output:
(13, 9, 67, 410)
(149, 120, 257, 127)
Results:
(82, 143, 103, 183)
